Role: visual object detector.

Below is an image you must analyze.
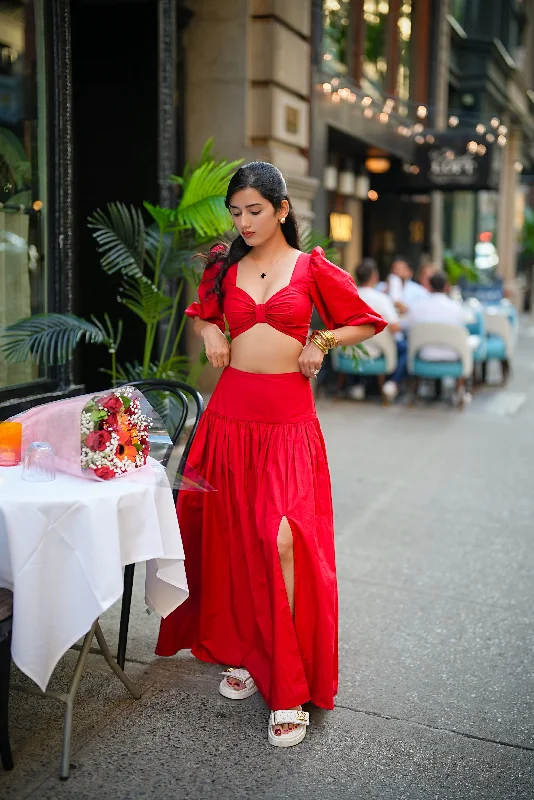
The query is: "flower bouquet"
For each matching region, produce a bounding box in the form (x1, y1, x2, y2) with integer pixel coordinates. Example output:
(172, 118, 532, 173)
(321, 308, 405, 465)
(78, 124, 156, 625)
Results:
(10, 386, 212, 492)
(80, 388, 151, 480)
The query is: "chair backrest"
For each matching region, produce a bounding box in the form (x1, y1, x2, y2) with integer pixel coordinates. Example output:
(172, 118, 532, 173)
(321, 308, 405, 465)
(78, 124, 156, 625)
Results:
(331, 328, 398, 374)
(408, 323, 473, 377)
(483, 310, 514, 358)
(463, 299, 486, 337)
(127, 380, 204, 492)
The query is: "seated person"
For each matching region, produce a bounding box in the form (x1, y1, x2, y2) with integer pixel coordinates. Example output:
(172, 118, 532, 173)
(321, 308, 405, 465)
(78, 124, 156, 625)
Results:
(403, 262, 435, 308)
(356, 259, 407, 400)
(406, 271, 466, 361)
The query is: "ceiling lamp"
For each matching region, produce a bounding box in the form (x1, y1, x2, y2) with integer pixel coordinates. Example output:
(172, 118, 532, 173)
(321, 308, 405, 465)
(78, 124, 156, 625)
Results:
(338, 170, 356, 195)
(323, 165, 338, 191)
(365, 156, 391, 173)
(355, 174, 371, 199)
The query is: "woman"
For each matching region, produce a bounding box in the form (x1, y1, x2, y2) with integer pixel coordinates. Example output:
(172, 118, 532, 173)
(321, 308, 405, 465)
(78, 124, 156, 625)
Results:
(156, 162, 386, 747)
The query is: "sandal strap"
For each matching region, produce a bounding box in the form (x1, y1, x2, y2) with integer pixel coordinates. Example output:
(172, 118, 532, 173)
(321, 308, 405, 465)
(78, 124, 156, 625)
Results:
(269, 710, 309, 727)
(220, 667, 255, 687)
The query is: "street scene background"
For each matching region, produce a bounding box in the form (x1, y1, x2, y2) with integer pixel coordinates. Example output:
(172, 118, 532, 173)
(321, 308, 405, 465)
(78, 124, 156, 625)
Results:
(1, 0, 534, 798)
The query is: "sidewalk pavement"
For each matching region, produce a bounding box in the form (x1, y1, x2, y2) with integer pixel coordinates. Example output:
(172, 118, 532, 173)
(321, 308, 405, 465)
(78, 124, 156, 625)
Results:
(2, 322, 534, 800)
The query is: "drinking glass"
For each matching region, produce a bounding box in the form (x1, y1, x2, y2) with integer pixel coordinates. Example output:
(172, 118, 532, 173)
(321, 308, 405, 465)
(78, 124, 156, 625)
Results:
(22, 442, 56, 482)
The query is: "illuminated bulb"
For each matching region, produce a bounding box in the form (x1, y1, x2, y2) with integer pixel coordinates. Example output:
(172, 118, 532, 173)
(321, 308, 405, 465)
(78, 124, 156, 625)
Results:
(477, 144, 486, 156)
(448, 116, 459, 127)
(331, 77, 340, 87)
(32, 200, 43, 211)
(514, 161, 524, 173)
(415, 135, 424, 144)
(364, 108, 374, 118)
(413, 123, 424, 133)
(498, 125, 508, 135)
(410, 165, 420, 174)
(377, 1, 389, 12)
(332, 93, 341, 104)
(467, 141, 478, 153)
(368, 190, 379, 201)
(476, 124, 486, 134)
(323, 83, 332, 94)
(348, 92, 357, 103)
(490, 117, 500, 128)
(323, 53, 332, 61)
(361, 96, 373, 106)
(425, 134, 435, 143)
(486, 133, 495, 142)
(497, 135, 507, 147)
(445, 150, 455, 159)
(379, 112, 389, 123)
(417, 105, 428, 119)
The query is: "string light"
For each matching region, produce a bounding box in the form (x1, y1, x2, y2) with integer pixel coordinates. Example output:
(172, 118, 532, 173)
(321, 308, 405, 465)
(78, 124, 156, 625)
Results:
(413, 123, 424, 133)
(410, 165, 420, 174)
(361, 96, 373, 106)
(497, 135, 507, 147)
(425, 134, 435, 143)
(486, 133, 495, 143)
(379, 112, 389, 123)
(415, 135, 425, 144)
(466, 141, 478, 153)
(476, 124, 486, 134)
(332, 93, 341, 104)
(331, 77, 340, 87)
(448, 116, 459, 127)
(477, 144, 486, 156)
(416, 105, 428, 119)
(490, 117, 500, 128)
(363, 107, 374, 118)
(368, 190, 379, 201)
(498, 125, 508, 135)
(322, 83, 332, 94)
(514, 161, 524, 173)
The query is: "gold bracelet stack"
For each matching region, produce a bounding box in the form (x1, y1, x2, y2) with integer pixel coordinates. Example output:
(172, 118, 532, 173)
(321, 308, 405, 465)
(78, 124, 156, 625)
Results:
(309, 329, 339, 354)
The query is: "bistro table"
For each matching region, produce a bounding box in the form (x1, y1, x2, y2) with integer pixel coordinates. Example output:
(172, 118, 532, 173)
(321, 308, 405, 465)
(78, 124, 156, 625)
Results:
(0, 458, 188, 779)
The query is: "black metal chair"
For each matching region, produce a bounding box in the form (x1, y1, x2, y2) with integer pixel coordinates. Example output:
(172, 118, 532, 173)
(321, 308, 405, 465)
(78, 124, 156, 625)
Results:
(0, 588, 14, 771)
(116, 379, 204, 669)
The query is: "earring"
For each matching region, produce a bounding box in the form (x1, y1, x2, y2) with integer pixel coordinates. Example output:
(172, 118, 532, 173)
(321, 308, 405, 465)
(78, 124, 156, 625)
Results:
(281, 218, 286, 224)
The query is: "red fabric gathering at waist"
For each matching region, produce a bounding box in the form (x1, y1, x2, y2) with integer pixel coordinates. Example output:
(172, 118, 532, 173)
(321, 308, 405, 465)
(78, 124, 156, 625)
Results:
(207, 366, 317, 424)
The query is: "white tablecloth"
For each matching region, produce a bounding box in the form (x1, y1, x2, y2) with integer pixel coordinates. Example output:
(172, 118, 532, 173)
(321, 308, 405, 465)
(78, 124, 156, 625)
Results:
(0, 459, 188, 691)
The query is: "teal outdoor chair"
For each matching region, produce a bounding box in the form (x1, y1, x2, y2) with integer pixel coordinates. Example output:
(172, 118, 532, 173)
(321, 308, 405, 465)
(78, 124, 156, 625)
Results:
(463, 299, 487, 382)
(330, 329, 398, 404)
(407, 323, 473, 409)
(483, 309, 513, 384)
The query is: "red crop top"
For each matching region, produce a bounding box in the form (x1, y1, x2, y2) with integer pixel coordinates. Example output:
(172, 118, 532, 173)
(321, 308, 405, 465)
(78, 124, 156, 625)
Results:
(185, 246, 387, 345)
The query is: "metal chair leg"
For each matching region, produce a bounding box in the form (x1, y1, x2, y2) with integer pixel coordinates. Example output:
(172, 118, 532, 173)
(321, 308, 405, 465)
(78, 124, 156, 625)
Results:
(117, 563, 135, 669)
(0, 631, 14, 771)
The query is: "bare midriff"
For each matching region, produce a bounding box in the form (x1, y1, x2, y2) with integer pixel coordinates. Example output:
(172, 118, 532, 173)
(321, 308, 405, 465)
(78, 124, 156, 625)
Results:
(229, 325, 303, 374)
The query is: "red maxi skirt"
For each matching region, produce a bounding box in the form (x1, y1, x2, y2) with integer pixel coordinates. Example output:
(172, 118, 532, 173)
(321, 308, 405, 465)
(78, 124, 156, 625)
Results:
(156, 366, 338, 711)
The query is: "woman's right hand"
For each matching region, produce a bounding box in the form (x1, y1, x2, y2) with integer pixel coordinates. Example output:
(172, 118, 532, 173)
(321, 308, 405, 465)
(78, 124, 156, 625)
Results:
(201, 323, 231, 368)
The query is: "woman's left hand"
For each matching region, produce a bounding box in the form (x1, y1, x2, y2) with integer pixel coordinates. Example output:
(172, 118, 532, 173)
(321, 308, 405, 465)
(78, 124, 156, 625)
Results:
(298, 341, 325, 380)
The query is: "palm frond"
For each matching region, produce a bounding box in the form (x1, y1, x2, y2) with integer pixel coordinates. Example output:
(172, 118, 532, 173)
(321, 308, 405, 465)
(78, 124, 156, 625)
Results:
(143, 202, 175, 231)
(1, 313, 111, 365)
(176, 158, 242, 237)
(88, 202, 145, 277)
(119, 276, 172, 325)
(0, 127, 31, 188)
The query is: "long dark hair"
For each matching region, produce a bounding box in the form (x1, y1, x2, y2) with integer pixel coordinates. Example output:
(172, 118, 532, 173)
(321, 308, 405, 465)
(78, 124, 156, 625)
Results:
(205, 161, 300, 304)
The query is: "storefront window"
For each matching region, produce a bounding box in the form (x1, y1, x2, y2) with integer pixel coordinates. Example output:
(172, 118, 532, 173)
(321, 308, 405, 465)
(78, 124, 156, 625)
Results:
(322, 0, 351, 75)
(0, 0, 46, 389)
(396, 0, 412, 102)
(363, 0, 389, 91)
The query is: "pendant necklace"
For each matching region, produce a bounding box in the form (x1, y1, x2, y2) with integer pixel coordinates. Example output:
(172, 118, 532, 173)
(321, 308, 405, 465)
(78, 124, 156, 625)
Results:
(251, 249, 288, 279)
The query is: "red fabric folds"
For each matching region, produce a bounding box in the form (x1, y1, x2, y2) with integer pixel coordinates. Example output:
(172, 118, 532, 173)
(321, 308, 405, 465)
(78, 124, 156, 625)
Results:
(156, 366, 338, 711)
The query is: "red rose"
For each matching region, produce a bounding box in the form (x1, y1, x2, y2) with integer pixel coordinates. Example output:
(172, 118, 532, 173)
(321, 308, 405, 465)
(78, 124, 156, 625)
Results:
(99, 395, 123, 413)
(94, 466, 115, 480)
(105, 413, 119, 430)
(85, 430, 111, 451)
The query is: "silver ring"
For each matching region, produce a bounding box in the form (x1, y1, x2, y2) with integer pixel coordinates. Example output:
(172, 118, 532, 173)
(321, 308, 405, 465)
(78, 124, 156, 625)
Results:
(312, 369, 319, 376)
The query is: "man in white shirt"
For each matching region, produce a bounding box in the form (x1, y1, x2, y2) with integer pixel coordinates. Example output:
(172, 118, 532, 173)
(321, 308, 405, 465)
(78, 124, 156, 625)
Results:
(356, 260, 406, 400)
(406, 271, 466, 361)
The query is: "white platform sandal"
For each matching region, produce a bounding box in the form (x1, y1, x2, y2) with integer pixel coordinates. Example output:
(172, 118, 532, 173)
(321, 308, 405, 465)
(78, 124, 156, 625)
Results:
(268, 709, 309, 747)
(218, 667, 258, 700)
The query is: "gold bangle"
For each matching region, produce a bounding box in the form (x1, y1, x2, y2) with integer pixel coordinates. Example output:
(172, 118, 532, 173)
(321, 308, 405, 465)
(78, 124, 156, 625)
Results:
(310, 329, 339, 351)
(310, 335, 328, 354)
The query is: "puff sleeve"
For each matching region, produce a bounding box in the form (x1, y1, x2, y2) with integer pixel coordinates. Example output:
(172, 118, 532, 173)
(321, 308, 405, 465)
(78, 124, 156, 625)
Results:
(309, 247, 387, 333)
(185, 258, 225, 334)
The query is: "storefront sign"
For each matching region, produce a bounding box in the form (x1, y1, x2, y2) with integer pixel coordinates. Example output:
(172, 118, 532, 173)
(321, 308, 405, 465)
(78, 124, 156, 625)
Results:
(371, 133, 500, 193)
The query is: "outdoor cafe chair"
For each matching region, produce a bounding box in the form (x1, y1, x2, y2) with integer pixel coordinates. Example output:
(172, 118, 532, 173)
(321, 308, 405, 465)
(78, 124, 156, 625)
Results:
(407, 323, 473, 408)
(483, 309, 513, 384)
(116, 379, 204, 670)
(0, 588, 14, 771)
(330, 328, 398, 404)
